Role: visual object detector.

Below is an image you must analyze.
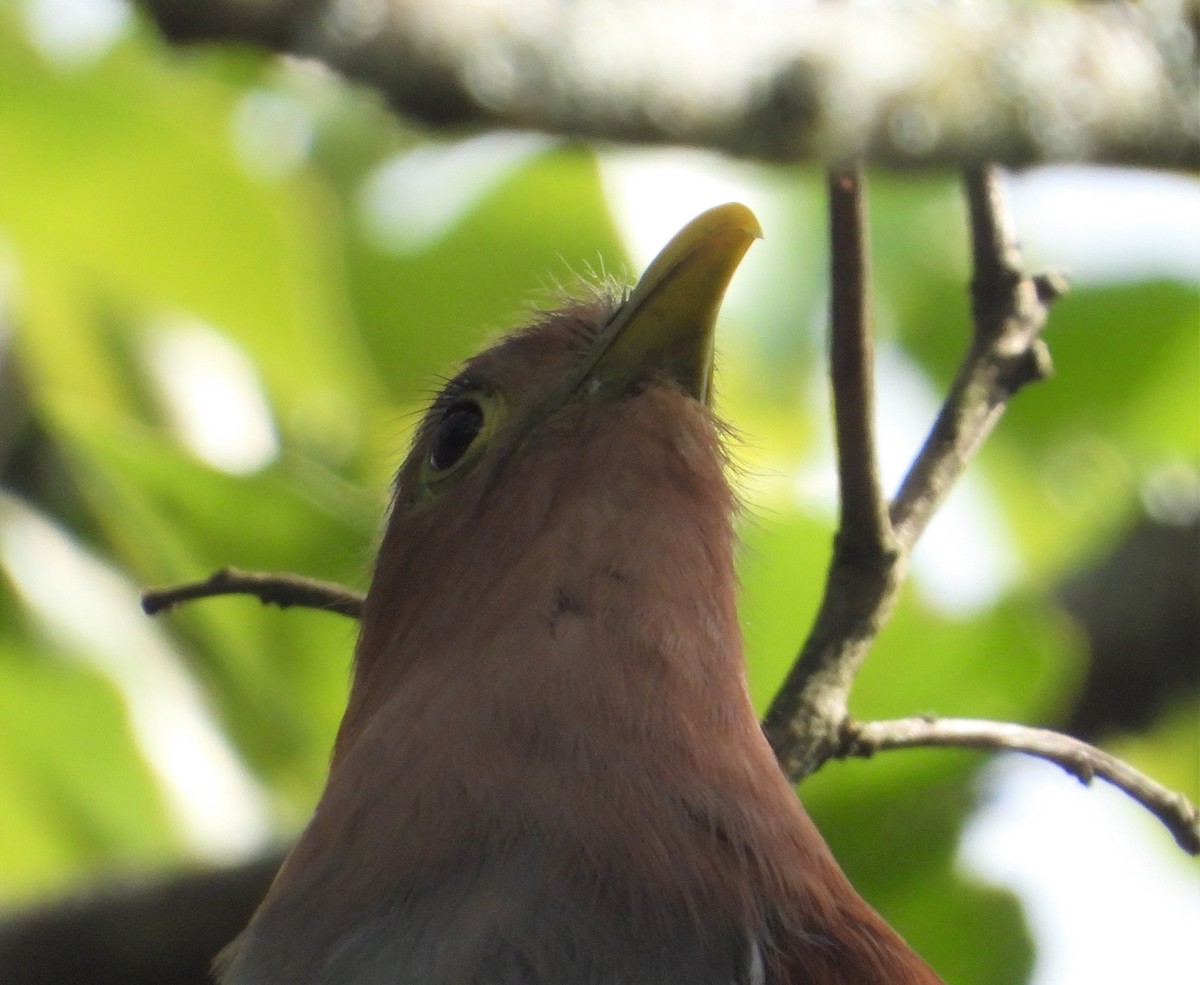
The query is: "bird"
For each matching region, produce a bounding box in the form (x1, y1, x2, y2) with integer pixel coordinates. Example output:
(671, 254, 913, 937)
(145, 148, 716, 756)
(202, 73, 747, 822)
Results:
(216, 203, 945, 984)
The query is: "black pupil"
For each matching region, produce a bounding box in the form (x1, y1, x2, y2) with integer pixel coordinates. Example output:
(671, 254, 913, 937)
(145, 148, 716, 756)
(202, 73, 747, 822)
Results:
(429, 401, 484, 472)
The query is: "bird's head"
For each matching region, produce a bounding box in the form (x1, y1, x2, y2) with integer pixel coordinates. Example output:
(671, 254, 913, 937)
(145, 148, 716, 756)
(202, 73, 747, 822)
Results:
(395, 201, 761, 508)
(342, 203, 762, 758)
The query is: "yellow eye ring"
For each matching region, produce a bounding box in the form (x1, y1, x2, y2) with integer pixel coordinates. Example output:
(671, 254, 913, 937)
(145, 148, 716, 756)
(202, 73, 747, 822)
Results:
(416, 389, 506, 501)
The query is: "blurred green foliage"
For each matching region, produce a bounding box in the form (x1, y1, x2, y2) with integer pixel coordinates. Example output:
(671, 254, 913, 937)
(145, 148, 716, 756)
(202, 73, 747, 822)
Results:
(0, 7, 1196, 984)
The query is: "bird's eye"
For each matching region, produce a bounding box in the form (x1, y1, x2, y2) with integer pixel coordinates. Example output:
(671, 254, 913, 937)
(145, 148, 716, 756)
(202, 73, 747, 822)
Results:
(429, 400, 485, 472)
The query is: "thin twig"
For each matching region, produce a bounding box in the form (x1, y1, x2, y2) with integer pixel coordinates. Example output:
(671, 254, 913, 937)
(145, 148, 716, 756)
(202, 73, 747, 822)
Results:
(142, 568, 364, 619)
(965, 163, 1022, 282)
(838, 717, 1200, 855)
(827, 169, 891, 554)
(889, 166, 1061, 551)
(762, 167, 902, 780)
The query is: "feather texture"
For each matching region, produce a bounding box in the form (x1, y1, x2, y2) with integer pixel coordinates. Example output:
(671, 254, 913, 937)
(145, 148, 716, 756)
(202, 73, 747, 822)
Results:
(219, 264, 943, 984)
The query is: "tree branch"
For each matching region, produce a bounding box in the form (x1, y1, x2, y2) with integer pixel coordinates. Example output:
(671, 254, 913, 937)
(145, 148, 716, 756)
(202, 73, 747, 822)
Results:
(132, 0, 1198, 168)
(889, 166, 1062, 551)
(761, 168, 903, 779)
(759, 164, 1200, 855)
(142, 567, 364, 619)
(764, 166, 1062, 779)
(827, 169, 890, 555)
(837, 717, 1200, 855)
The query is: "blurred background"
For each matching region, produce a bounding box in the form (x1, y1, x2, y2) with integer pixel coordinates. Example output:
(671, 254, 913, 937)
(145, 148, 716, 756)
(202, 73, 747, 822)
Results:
(0, 1, 1197, 982)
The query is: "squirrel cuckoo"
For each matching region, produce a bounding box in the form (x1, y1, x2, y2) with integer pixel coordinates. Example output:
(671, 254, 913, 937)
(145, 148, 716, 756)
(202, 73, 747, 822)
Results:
(217, 204, 944, 984)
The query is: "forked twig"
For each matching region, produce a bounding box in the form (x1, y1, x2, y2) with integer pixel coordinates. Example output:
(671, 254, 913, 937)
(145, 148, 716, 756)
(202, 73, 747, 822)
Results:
(764, 165, 1061, 776)
(761, 163, 1200, 854)
(761, 167, 903, 780)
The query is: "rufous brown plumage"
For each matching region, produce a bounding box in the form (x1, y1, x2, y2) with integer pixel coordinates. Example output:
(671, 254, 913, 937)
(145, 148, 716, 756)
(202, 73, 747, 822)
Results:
(217, 204, 944, 985)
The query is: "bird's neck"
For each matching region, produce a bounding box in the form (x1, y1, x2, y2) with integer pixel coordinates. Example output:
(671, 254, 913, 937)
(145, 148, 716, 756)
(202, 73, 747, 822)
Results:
(343, 388, 744, 760)
(282, 388, 943, 985)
